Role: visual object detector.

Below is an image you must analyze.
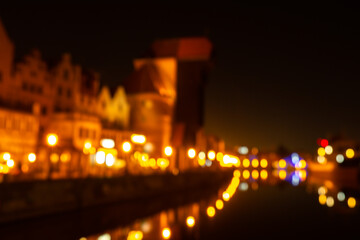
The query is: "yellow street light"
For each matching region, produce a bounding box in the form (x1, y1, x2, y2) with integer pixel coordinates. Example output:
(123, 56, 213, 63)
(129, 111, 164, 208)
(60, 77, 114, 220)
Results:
(186, 216, 195, 228)
(206, 206, 216, 217)
(84, 141, 92, 150)
(208, 150, 216, 160)
(187, 148, 196, 159)
(47, 134, 58, 146)
(122, 141, 132, 153)
(164, 146, 173, 157)
(346, 148, 355, 159)
(215, 199, 224, 210)
(28, 153, 36, 163)
(162, 228, 171, 239)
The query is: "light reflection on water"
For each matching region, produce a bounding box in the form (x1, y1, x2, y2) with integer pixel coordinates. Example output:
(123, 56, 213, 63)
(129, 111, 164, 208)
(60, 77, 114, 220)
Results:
(83, 169, 360, 240)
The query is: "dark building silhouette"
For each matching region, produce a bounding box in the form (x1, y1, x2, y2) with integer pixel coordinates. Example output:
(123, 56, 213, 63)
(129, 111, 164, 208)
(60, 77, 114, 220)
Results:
(151, 37, 213, 147)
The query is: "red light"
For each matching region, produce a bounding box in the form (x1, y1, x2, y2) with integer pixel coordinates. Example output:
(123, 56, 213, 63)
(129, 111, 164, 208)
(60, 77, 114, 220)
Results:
(320, 139, 328, 147)
(317, 138, 322, 146)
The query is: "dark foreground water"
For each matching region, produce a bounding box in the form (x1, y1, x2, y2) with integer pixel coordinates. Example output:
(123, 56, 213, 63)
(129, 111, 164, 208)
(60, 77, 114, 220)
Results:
(1, 168, 360, 239)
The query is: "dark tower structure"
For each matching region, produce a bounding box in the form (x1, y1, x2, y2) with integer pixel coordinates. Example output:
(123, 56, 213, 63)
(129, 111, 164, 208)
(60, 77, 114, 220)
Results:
(151, 37, 213, 147)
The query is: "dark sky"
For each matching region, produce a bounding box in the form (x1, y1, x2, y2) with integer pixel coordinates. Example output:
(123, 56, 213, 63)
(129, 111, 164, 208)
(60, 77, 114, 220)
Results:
(1, 3, 359, 153)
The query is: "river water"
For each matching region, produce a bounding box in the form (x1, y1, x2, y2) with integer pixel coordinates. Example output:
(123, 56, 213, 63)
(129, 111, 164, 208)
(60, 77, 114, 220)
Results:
(81, 168, 360, 240)
(1, 168, 359, 239)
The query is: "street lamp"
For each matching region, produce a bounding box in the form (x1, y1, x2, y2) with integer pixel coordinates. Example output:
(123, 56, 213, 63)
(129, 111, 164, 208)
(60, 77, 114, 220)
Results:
(122, 141, 132, 175)
(46, 133, 58, 179)
(47, 134, 58, 146)
(122, 141, 132, 153)
(164, 146, 173, 157)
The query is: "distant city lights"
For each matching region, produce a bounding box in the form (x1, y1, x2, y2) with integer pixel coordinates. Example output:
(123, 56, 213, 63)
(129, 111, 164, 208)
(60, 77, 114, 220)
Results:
(28, 153, 36, 163)
(187, 148, 196, 159)
(206, 206, 216, 217)
(186, 216, 195, 228)
(345, 148, 355, 159)
(162, 228, 171, 239)
(131, 134, 146, 144)
(238, 146, 249, 155)
(100, 139, 115, 149)
(336, 154, 345, 163)
(207, 150, 216, 160)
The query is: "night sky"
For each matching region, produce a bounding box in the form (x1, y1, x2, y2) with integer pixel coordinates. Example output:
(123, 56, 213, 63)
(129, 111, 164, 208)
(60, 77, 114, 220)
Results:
(1, 3, 359, 153)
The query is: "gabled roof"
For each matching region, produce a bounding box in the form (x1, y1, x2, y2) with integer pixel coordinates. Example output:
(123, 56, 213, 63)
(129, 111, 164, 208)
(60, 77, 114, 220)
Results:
(0, 18, 12, 45)
(123, 63, 169, 96)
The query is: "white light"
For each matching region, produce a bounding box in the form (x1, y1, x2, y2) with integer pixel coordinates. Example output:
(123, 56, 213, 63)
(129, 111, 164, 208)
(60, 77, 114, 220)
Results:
(187, 148, 196, 158)
(291, 175, 300, 186)
(164, 146, 173, 156)
(205, 159, 212, 167)
(325, 145, 333, 155)
(84, 142, 92, 149)
(98, 233, 111, 240)
(131, 134, 146, 144)
(96, 151, 106, 164)
(7, 159, 15, 168)
(47, 134, 58, 146)
(239, 182, 249, 191)
(198, 151, 206, 160)
(326, 196, 334, 207)
(28, 153, 36, 163)
(317, 155, 326, 164)
(291, 153, 300, 164)
(337, 192, 345, 201)
(100, 139, 115, 149)
(105, 153, 115, 167)
(336, 154, 344, 164)
(238, 146, 249, 155)
(318, 186, 327, 195)
(122, 141, 132, 152)
(223, 155, 238, 164)
(2, 152, 11, 161)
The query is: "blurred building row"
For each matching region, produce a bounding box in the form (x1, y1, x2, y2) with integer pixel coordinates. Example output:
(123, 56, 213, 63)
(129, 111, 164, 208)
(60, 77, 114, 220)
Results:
(0, 18, 224, 179)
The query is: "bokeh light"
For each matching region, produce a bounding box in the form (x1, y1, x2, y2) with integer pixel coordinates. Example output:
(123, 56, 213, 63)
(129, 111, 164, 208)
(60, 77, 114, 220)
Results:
(207, 206, 216, 217)
(186, 216, 195, 228)
(346, 148, 355, 159)
(348, 197, 356, 208)
(216, 199, 224, 210)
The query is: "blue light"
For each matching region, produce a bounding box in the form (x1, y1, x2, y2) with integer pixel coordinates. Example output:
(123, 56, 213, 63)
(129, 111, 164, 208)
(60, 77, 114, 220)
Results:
(291, 175, 300, 186)
(291, 153, 300, 165)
